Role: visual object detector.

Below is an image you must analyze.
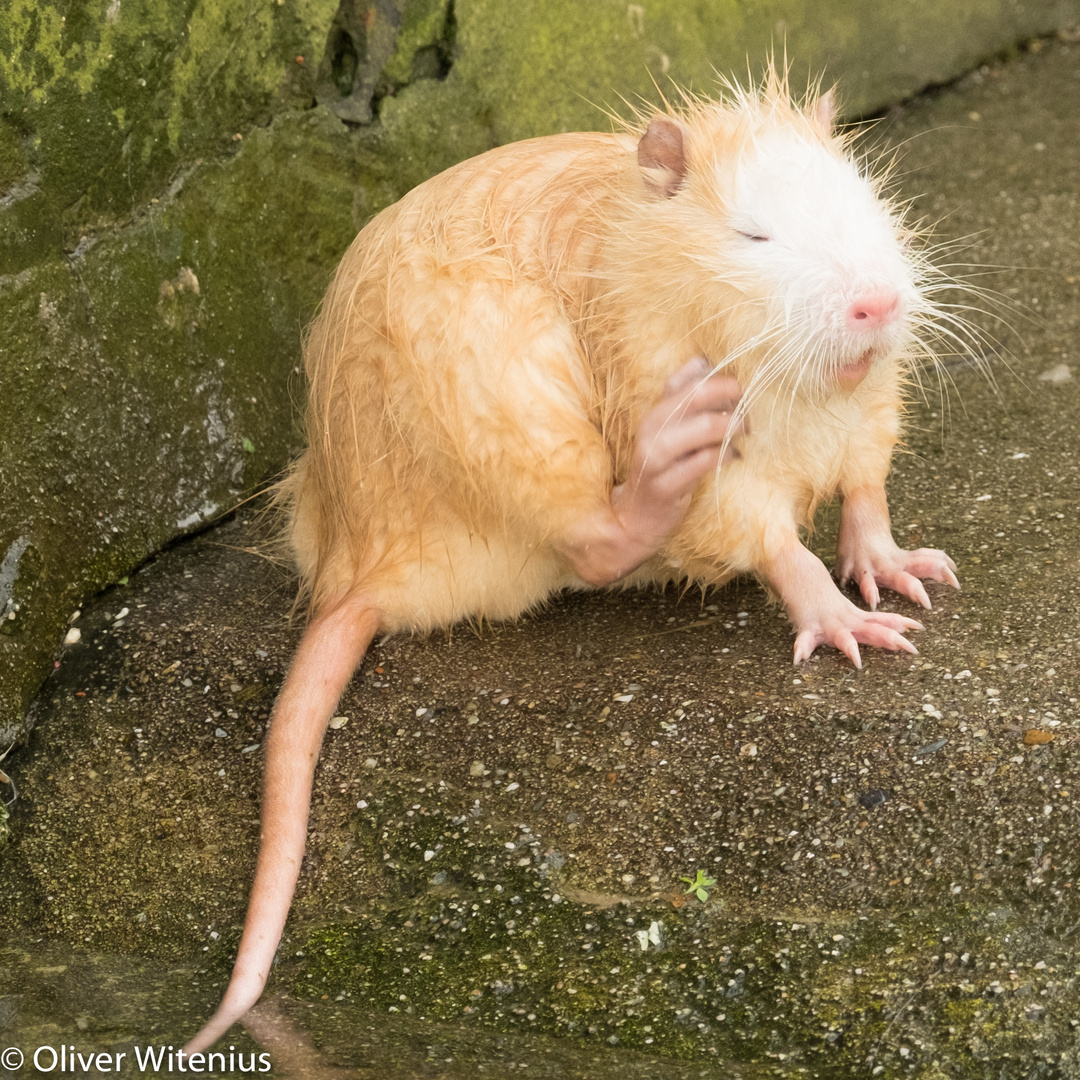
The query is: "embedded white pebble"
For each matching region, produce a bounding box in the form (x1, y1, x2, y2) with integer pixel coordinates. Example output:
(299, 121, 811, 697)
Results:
(63, 627, 81, 645)
(1038, 363, 1072, 384)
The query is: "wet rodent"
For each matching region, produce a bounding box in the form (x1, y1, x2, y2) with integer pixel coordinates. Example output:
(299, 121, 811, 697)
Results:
(187, 71, 959, 1050)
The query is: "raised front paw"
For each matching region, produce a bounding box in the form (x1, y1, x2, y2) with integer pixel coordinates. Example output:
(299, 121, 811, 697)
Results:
(613, 356, 746, 550)
(836, 541, 959, 612)
(793, 597, 924, 670)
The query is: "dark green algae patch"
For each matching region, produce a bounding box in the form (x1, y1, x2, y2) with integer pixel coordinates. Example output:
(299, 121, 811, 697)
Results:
(0, 105, 360, 743)
(0, 0, 341, 274)
(296, 784, 1080, 1074)
(0, 0, 475, 746)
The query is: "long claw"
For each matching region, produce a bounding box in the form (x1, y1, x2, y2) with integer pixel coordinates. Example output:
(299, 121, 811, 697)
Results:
(665, 355, 711, 394)
(907, 576, 932, 611)
(836, 630, 862, 670)
(837, 542, 959, 612)
(791, 604, 922, 669)
(894, 634, 919, 655)
(864, 612, 923, 632)
(860, 570, 880, 611)
(793, 633, 816, 665)
(784, 537, 942, 669)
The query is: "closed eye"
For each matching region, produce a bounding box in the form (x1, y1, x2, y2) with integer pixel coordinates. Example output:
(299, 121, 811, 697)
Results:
(738, 231, 770, 242)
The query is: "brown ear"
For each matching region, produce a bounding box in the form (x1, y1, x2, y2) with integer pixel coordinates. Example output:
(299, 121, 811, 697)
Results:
(813, 87, 837, 135)
(637, 116, 687, 198)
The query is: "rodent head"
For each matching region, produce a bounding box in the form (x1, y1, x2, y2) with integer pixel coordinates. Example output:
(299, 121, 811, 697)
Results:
(632, 80, 921, 399)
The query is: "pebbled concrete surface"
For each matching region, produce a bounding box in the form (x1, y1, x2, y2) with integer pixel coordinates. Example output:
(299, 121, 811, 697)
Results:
(5, 34, 1080, 1080)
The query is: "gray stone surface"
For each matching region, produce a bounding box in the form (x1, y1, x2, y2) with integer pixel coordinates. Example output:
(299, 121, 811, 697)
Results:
(4, 0, 1080, 745)
(4, 36, 1080, 1077)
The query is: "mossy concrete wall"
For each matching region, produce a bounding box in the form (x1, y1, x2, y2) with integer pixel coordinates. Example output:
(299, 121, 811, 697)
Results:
(2, 0, 1079, 742)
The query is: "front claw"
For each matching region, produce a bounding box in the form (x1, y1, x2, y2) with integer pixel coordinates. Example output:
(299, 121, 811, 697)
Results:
(793, 603, 923, 668)
(902, 548, 961, 592)
(794, 625, 863, 669)
(837, 543, 959, 612)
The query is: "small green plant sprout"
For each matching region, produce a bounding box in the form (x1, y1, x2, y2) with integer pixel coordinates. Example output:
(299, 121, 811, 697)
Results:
(680, 869, 717, 903)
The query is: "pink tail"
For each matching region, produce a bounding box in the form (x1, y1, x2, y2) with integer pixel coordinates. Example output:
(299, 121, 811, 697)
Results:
(185, 594, 381, 1053)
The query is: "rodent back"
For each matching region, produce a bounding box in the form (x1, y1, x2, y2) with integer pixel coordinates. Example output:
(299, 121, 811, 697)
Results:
(287, 134, 643, 617)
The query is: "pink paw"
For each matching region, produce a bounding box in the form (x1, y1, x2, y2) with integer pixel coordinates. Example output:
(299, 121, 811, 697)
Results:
(793, 597, 924, 669)
(836, 543, 959, 611)
(615, 356, 746, 548)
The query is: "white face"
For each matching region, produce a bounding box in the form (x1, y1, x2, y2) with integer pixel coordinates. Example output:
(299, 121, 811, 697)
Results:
(726, 128, 916, 386)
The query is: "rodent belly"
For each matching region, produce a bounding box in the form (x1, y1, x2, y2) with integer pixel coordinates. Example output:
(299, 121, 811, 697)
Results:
(363, 528, 572, 634)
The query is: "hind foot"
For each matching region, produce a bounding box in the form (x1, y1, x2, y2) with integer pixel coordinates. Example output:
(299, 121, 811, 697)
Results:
(792, 594, 923, 669)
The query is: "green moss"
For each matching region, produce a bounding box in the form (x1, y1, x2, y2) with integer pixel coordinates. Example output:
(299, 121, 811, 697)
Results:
(446, 0, 1071, 149)
(0, 106, 358, 741)
(7, 0, 1056, 271)
(0, 0, 339, 257)
(380, 0, 453, 87)
(287, 781, 1080, 1071)
(0, 116, 29, 191)
(362, 78, 493, 207)
(0, 0, 69, 100)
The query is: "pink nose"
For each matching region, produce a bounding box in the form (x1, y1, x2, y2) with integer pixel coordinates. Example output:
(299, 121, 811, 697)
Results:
(846, 289, 901, 331)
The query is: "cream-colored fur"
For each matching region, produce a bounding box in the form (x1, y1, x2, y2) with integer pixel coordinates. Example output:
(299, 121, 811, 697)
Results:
(285, 87, 907, 631)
